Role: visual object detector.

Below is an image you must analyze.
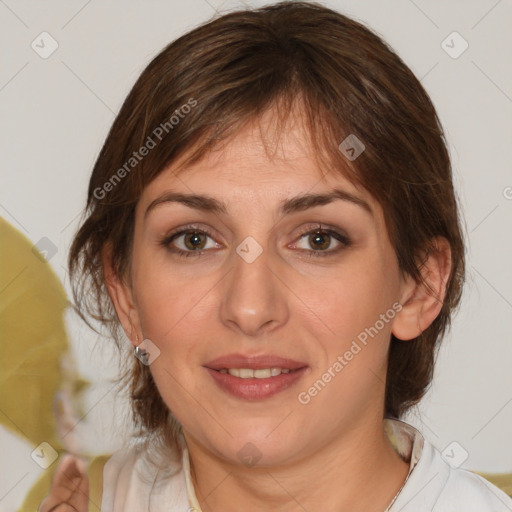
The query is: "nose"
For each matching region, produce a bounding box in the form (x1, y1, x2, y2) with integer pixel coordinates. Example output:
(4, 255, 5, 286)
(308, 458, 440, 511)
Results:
(219, 238, 290, 337)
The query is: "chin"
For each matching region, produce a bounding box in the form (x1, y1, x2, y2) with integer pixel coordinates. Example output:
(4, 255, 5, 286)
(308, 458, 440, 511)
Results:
(206, 427, 305, 469)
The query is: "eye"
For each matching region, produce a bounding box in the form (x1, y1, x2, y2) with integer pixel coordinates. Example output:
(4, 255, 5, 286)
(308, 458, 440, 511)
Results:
(291, 224, 351, 257)
(160, 225, 221, 258)
(159, 223, 351, 259)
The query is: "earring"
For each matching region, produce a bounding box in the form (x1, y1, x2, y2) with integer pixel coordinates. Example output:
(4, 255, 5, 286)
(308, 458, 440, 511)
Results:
(134, 335, 150, 365)
(134, 345, 149, 362)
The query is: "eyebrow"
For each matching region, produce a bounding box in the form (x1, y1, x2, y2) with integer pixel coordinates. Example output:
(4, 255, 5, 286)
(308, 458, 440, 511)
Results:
(144, 188, 372, 220)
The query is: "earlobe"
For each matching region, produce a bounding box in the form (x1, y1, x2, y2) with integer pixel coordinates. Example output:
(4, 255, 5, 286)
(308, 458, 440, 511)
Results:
(102, 242, 141, 346)
(391, 238, 452, 341)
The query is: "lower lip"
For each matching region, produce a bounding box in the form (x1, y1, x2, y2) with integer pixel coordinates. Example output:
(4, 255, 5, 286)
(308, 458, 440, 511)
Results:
(205, 367, 308, 400)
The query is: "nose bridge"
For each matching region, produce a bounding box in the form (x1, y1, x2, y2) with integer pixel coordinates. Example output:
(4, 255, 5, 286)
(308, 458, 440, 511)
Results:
(220, 235, 288, 336)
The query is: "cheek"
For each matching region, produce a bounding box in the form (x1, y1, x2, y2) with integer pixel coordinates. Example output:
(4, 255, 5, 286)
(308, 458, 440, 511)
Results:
(132, 246, 213, 340)
(303, 263, 400, 412)
(131, 264, 213, 416)
(298, 254, 399, 343)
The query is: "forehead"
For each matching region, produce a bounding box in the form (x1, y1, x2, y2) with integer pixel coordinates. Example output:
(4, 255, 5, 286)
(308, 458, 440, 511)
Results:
(141, 107, 370, 207)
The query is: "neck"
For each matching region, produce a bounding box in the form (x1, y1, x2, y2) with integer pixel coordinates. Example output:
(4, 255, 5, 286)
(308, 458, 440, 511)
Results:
(185, 418, 410, 512)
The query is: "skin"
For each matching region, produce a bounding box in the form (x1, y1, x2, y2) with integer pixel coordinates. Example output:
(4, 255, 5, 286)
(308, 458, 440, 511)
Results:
(39, 455, 89, 512)
(46, 105, 451, 511)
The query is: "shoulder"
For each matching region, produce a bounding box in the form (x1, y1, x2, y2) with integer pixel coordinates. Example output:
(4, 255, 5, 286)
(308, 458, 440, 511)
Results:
(386, 419, 512, 511)
(402, 440, 512, 511)
(434, 463, 512, 511)
(101, 437, 191, 512)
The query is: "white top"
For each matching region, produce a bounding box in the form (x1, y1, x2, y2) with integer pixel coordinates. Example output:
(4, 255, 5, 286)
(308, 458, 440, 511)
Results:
(100, 418, 512, 511)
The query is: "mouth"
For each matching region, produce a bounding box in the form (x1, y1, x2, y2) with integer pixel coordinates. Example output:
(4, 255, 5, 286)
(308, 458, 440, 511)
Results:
(204, 354, 308, 400)
(217, 367, 296, 378)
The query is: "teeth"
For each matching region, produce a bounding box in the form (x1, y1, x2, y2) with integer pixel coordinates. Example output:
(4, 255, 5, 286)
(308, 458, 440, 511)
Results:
(222, 368, 292, 378)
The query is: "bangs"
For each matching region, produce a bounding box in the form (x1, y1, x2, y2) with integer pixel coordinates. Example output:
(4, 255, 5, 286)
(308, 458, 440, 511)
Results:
(167, 90, 362, 190)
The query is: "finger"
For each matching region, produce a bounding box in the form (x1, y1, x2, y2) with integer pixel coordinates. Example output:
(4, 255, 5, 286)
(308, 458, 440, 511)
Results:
(39, 455, 89, 512)
(39, 454, 89, 512)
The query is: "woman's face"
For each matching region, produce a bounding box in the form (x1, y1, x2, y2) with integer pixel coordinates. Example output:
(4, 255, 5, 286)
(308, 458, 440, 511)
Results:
(127, 110, 412, 467)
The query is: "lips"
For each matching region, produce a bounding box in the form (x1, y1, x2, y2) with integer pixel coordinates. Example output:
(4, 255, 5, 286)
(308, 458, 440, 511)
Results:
(204, 353, 307, 371)
(203, 353, 309, 400)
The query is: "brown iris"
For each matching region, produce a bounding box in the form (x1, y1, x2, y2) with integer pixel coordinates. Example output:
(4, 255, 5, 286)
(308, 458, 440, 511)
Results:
(308, 231, 331, 251)
(184, 231, 207, 250)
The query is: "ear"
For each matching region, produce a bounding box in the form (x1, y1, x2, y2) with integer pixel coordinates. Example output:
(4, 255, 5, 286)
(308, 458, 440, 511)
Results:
(392, 237, 452, 341)
(102, 242, 142, 348)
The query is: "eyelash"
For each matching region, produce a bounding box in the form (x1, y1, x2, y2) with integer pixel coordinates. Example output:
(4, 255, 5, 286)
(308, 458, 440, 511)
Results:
(159, 223, 352, 259)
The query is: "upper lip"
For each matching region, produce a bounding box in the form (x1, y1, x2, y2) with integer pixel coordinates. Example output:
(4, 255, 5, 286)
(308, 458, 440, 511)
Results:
(204, 353, 308, 370)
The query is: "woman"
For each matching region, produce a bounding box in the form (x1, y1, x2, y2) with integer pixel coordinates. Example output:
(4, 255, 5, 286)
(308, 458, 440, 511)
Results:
(41, 2, 512, 510)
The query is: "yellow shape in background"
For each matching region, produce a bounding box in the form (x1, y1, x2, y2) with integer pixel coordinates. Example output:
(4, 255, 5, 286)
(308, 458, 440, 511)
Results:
(0, 216, 87, 450)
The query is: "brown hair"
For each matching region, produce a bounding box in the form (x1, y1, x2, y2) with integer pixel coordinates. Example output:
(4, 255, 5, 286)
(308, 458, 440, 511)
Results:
(68, 1, 465, 451)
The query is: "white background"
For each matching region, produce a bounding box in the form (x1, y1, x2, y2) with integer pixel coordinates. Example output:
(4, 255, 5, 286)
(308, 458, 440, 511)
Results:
(1, 1, 511, 510)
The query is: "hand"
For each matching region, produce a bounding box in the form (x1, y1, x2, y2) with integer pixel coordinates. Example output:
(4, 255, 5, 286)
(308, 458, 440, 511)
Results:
(39, 454, 89, 512)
